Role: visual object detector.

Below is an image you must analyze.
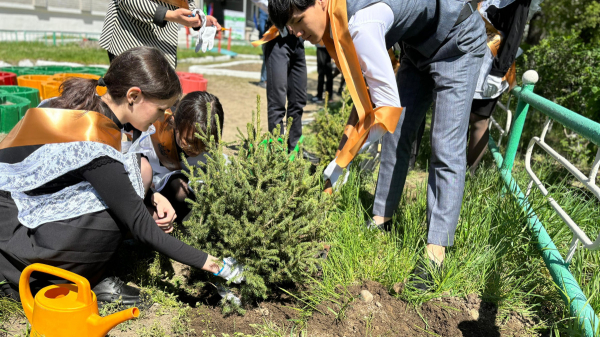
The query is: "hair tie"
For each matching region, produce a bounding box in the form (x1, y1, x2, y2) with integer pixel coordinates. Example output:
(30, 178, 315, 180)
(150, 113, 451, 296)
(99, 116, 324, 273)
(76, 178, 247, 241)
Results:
(97, 77, 106, 87)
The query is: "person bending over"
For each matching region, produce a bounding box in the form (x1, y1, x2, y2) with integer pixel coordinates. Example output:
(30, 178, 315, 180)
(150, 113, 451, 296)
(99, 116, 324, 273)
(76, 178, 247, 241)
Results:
(142, 91, 224, 224)
(267, 0, 486, 290)
(0, 47, 243, 306)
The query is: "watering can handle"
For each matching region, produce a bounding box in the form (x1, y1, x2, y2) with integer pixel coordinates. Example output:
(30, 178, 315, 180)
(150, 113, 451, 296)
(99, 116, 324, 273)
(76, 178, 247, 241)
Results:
(20, 263, 93, 313)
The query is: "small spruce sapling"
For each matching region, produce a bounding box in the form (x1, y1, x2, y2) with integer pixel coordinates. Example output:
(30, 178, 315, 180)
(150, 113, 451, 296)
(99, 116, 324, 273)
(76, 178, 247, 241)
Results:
(182, 96, 331, 308)
(310, 90, 371, 165)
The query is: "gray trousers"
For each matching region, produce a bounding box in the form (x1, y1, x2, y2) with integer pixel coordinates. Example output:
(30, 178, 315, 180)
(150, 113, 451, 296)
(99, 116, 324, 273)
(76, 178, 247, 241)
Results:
(264, 34, 307, 150)
(373, 13, 487, 247)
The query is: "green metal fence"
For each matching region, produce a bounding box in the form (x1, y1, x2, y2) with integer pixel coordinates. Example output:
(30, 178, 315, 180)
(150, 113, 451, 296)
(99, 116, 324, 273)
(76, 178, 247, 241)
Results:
(0, 30, 100, 46)
(489, 70, 600, 337)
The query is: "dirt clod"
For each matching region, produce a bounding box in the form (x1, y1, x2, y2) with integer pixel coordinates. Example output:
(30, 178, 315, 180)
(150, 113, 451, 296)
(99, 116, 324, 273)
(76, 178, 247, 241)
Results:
(392, 281, 405, 294)
(360, 289, 373, 303)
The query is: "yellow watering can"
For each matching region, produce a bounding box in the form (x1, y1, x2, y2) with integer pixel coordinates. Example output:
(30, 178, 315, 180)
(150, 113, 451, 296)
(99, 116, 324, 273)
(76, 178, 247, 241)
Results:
(19, 263, 139, 337)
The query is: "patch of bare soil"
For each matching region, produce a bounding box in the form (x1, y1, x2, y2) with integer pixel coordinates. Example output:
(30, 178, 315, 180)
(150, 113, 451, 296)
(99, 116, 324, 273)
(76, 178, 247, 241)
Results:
(178, 68, 342, 144)
(105, 303, 179, 337)
(190, 281, 535, 336)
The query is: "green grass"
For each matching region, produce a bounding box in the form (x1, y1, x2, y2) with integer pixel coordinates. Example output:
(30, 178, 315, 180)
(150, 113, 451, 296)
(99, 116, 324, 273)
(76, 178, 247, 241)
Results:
(0, 42, 316, 66)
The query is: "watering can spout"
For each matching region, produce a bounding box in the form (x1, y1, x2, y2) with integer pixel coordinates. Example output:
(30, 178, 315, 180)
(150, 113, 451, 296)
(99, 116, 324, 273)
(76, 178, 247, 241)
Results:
(87, 307, 139, 337)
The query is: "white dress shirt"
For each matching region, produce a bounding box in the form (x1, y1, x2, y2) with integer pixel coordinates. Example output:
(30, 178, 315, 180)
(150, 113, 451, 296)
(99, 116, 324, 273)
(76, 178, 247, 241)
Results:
(348, 3, 400, 109)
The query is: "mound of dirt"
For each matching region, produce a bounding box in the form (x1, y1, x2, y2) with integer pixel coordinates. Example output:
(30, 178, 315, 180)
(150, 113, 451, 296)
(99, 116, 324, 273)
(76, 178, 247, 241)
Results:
(191, 280, 534, 336)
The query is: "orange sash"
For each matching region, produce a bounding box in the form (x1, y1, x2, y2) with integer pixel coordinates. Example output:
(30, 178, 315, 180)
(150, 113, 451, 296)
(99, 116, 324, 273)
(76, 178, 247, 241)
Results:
(150, 112, 182, 171)
(251, 1, 403, 167)
(252, 26, 280, 47)
(321, 0, 403, 167)
(0, 108, 121, 151)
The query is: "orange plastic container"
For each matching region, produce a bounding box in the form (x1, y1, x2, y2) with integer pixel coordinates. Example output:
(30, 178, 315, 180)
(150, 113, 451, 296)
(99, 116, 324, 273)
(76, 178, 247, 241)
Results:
(19, 263, 139, 337)
(41, 81, 62, 100)
(17, 75, 53, 96)
(52, 73, 100, 81)
(51, 73, 106, 96)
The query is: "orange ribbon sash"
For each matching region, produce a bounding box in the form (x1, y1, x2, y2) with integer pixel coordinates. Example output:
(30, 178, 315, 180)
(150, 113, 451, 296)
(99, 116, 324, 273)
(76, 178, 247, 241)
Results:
(251, 1, 403, 167)
(251, 26, 280, 47)
(150, 112, 182, 171)
(0, 108, 122, 151)
(321, 0, 403, 167)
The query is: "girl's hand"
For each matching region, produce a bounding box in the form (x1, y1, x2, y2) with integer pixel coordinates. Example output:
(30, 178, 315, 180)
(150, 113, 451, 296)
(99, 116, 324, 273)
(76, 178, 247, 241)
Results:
(151, 192, 177, 233)
(205, 15, 221, 30)
(165, 8, 202, 28)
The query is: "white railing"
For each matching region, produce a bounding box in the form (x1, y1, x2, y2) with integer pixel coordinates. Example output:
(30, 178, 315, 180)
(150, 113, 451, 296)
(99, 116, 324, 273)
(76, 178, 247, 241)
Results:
(524, 116, 600, 264)
(489, 95, 513, 147)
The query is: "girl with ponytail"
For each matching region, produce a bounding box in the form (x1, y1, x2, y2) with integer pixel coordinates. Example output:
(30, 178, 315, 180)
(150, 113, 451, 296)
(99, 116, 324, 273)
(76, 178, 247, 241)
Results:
(0, 46, 244, 306)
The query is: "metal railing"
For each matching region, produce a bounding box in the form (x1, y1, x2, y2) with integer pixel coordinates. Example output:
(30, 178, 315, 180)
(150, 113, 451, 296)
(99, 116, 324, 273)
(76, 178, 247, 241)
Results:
(0, 30, 100, 45)
(489, 95, 513, 146)
(489, 70, 600, 337)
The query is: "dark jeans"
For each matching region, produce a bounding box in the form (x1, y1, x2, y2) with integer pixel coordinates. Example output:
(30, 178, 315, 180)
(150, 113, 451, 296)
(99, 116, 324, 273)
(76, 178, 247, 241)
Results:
(264, 34, 307, 150)
(316, 47, 333, 100)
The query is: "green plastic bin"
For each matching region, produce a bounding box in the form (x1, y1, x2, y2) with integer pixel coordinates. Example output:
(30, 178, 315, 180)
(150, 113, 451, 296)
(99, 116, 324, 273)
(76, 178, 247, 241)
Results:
(35, 66, 76, 74)
(0, 86, 40, 108)
(0, 67, 39, 76)
(0, 94, 29, 133)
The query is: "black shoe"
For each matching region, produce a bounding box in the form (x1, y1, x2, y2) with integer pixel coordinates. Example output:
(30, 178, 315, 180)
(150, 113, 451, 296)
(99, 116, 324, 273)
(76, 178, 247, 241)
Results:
(410, 259, 443, 291)
(0, 281, 20, 302)
(364, 219, 392, 232)
(257, 81, 267, 89)
(302, 151, 320, 164)
(93, 276, 149, 309)
(310, 96, 324, 104)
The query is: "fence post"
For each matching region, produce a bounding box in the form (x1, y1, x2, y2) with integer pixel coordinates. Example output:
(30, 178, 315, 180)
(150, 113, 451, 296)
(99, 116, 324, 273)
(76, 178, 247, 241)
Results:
(52, 32, 56, 46)
(500, 70, 539, 174)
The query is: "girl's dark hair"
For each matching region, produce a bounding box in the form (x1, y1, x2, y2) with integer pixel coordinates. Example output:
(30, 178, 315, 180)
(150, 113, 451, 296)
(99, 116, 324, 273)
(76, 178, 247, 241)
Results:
(50, 46, 181, 113)
(174, 91, 224, 152)
(268, 0, 316, 31)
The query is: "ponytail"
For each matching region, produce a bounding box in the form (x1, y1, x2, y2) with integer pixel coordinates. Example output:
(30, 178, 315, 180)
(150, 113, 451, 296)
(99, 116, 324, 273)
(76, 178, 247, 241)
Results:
(48, 78, 108, 113)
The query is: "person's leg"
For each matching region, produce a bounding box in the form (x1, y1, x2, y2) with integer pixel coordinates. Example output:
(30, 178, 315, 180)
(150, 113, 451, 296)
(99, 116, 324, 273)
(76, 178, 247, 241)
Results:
(316, 48, 327, 100)
(424, 27, 486, 257)
(467, 98, 499, 172)
(323, 50, 333, 100)
(260, 45, 268, 84)
(338, 75, 345, 95)
(258, 10, 268, 85)
(408, 119, 427, 170)
(373, 55, 435, 222)
(140, 157, 153, 194)
(265, 36, 291, 137)
(285, 36, 308, 150)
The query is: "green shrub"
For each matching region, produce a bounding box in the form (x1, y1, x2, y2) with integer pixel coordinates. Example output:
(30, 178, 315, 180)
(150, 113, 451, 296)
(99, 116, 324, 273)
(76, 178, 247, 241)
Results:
(309, 91, 354, 164)
(182, 96, 331, 306)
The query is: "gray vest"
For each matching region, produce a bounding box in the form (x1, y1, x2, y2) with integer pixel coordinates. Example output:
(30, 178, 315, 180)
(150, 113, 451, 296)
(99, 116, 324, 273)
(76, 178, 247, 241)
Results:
(346, 0, 465, 58)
